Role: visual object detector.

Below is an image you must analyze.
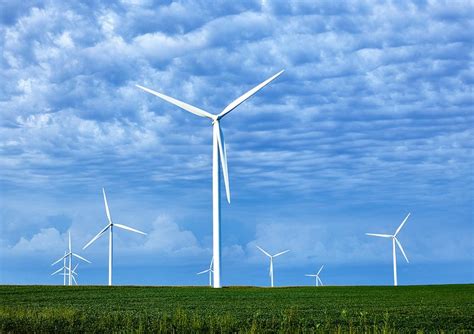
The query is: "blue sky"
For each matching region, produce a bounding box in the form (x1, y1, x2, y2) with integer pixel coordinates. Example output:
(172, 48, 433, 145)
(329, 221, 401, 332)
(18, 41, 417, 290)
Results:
(1, 0, 473, 286)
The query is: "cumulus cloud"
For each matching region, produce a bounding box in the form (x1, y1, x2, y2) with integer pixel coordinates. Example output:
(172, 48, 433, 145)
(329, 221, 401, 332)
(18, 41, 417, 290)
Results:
(9, 227, 66, 254)
(142, 214, 207, 257)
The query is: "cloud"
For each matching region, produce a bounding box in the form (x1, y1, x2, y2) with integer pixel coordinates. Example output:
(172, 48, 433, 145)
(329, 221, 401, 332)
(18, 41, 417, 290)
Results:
(0, 0, 472, 284)
(142, 214, 207, 257)
(9, 227, 65, 254)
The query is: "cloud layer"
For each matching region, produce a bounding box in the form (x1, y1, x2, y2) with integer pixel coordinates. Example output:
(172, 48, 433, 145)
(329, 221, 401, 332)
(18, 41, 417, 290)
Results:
(1, 0, 473, 284)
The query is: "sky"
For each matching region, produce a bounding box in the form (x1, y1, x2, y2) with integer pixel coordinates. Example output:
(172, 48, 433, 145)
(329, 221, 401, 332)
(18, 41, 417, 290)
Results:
(0, 0, 473, 287)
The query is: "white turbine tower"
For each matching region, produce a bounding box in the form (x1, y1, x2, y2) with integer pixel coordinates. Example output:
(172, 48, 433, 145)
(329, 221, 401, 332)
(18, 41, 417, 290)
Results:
(51, 250, 68, 285)
(197, 257, 214, 287)
(256, 245, 290, 287)
(136, 70, 284, 288)
(305, 265, 324, 286)
(366, 213, 411, 286)
(83, 188, 147, 286)
(52, 232, 90, 286)
(57, 264, 79, 285)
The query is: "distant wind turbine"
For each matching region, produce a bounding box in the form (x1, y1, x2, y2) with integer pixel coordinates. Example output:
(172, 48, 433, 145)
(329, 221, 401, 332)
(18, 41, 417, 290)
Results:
(256, 245, 290, 287)
(197, 257, 214, 287)
(366, 213, 411, 286)
(51, 250, 68, 285)
(58, 264, 79, 285)
(83, 188, 147, 286)
(305, 265, 324, 286)
(52, 232, 90, 286)
(137, 70, 284, 288)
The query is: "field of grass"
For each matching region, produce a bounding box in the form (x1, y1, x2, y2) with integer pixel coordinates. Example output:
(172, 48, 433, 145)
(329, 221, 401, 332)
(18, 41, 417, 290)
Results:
(1, 284, 472, 333)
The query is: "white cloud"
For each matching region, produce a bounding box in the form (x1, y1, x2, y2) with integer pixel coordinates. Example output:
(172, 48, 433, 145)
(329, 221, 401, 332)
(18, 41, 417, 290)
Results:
(142, 215, 207, 257)
(9, 228, 65, 254)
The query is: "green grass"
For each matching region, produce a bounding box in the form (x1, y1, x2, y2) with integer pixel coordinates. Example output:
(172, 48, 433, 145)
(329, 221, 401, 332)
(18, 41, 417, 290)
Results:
(0, 284, 472, 333)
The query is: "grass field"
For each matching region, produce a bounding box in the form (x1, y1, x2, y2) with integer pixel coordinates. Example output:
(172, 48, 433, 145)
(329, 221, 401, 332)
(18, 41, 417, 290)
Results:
(1, 284, 472, 333)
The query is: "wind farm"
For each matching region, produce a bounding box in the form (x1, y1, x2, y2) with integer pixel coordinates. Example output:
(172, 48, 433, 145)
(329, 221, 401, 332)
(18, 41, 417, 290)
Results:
(51, 232, 90, 286)
(1, 1, 472, 332)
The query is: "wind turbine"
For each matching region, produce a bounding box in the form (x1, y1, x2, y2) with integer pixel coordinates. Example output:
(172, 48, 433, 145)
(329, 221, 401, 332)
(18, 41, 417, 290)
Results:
(51, 250, 68, 285)
(136, 70, 284, 288)
(305, 265, 324, 286)
(366, 213, 411, 286)
(83, 188, 147, 286)
(197, 257, 214, 287)
(57, 264, 79, 285)
(256, 245, 290, 287)
(52, 232, 90, 286)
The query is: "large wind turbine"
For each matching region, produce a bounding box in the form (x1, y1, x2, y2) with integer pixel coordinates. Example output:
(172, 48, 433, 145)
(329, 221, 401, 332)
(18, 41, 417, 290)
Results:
(83, 188, 147, 286)
(52, 232, 90, 286)
(366, 213, 411, 286)
(256, 245, 290, 287)
(197, 257, 214, 287)
(136, 70, 284, 288)
(305, 265, 324, 286)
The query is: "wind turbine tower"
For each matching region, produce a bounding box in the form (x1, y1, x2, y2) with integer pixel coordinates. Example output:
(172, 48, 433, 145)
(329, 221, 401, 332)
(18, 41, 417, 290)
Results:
(137, 70, 284, 287)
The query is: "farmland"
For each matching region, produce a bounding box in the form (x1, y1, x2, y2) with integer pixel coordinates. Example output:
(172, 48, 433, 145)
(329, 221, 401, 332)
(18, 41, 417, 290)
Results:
(0, 284, 472, 333)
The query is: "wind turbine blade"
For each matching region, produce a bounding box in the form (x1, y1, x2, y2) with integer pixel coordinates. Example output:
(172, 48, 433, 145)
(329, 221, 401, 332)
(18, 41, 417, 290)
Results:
(197, 269, 210, 275)
(83, 224, 109, 249)
(73, 264, 79, 272)
(273, 249, 290, 257)
(72, 253, 91, 263)
(102, 188, 112, 224)
(365, 233, 392, 238)
(136, 85, 214, 119)
(51, 253, 70, 266)
(256, 245, 271, 257)
(395, 213, 411, 236)
(305, 274, 316, 277)
(395, 238, 409, 263)
(114, 223, 147, 235)
(318, 277, 324, 286)
(317, 265, 324, 275)
(72, 275, 77, 285)
(209, 257, 214, 270)
(51, 267, 63, 275)
(218, 70, 284, 119)
(216, 123, 230, 203)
